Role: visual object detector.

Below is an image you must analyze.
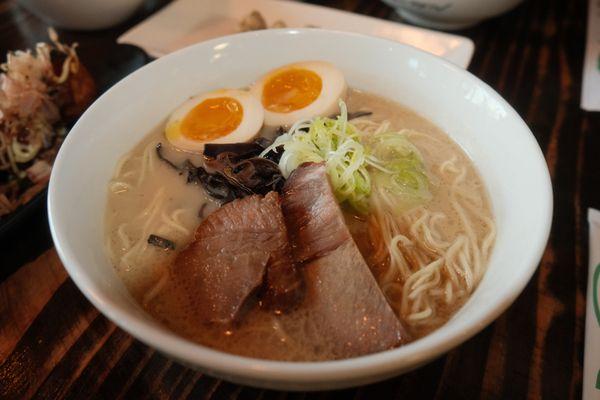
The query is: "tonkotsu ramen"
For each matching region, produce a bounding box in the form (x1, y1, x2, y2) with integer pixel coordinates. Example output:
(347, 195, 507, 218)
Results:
(104, 61, 495, 361)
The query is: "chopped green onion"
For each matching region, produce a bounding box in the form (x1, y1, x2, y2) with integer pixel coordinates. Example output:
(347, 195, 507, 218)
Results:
(262, 100, 431, 214)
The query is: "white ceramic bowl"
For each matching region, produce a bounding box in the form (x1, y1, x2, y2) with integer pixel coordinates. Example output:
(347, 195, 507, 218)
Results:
(48, 29, 552, 390)
(382, 0, 524, 30)
(19, 0, 145, 30)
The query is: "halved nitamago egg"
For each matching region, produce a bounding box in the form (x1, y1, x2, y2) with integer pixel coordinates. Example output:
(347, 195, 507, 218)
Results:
(250, 61, 347, 127)
(165, 89, 264, 152)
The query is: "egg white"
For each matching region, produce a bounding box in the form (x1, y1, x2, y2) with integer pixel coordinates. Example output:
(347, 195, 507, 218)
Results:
(165, 89, 264, 152)
(250, 61, 347, 127)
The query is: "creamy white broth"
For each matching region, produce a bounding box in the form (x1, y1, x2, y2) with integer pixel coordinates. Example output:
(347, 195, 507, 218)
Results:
(104, 89, 494, 360)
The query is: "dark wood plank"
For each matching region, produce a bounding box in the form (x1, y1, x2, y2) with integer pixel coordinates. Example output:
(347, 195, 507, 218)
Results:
(32, 315, 117, 400)
(61, 329, 135, 399)
(0, 279, 98, 398)
(0, 249, 68, 359)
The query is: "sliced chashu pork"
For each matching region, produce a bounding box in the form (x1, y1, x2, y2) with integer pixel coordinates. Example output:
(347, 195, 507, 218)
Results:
(171, 192, 301, 324)
(282, 162, 409, 357)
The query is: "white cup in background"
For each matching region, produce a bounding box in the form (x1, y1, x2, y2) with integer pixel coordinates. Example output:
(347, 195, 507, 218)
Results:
(18, 0, 146, 31)
(382, 0, 524, 30)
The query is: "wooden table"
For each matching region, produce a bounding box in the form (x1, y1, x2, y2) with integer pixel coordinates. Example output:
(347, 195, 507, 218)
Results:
(1, 0, 597, 398)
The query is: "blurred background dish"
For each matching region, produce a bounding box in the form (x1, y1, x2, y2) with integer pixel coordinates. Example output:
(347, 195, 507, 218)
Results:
(118, 0, 475, 68)
(382, 0, 524, 30)
(18, 0, 146, 30)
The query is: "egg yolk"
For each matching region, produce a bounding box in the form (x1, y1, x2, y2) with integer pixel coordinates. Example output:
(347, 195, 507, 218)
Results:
(262, 68, 322, 113)
(181, 97, 243, 141)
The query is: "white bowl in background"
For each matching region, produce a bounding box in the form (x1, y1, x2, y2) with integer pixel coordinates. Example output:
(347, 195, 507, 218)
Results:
(382, 0, 524, 30)
(19, 0, 145, 30)
(48, 29, 552, 390)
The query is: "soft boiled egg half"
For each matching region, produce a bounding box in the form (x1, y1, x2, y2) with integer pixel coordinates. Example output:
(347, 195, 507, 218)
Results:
(165, 89, 264, 152)
(250, 61, 347, 127)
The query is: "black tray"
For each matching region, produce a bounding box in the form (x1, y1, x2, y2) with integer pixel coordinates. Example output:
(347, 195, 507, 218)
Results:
(0, 188, 47, 238)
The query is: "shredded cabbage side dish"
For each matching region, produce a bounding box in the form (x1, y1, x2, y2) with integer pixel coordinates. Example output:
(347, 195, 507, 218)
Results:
(0, 29, 95, 217)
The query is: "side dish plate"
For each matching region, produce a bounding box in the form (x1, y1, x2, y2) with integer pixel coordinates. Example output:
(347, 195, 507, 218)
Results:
(118, 0, 474, 68)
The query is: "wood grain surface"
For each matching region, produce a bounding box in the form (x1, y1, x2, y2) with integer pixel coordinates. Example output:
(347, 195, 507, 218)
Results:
(1, 0, 598, 398)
